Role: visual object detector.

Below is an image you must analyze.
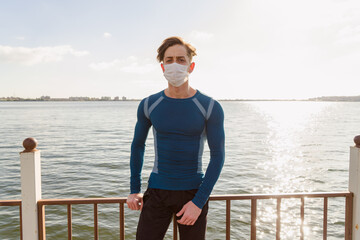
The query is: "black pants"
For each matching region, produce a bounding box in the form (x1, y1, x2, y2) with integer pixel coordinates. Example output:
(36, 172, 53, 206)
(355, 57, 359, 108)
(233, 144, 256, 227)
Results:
(136, 188, 209, 240)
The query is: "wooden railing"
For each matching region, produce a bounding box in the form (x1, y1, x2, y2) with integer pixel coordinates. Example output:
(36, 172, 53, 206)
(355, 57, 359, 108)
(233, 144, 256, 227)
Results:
(25, 191, 351, 240)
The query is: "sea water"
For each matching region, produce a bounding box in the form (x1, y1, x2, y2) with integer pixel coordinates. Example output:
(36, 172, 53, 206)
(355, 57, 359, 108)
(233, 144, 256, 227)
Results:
(0, 101, 359, 239)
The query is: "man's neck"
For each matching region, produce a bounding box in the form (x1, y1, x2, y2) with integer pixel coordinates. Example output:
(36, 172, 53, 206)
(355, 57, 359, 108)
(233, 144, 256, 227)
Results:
(165, 83, 196, 99)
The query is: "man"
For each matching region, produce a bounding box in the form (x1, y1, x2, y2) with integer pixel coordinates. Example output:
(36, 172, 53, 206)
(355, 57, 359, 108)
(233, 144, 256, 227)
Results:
(127, 36, 225, 240)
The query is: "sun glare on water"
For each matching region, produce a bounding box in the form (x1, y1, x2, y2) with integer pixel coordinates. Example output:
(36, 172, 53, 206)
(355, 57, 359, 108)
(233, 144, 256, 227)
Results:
(248, 101, 333, 239)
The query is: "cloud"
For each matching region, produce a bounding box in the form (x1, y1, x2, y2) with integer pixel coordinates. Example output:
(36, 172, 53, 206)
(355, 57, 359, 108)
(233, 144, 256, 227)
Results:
(189, 31, 214, 41)
(89, 59, 122, 71)
(89, 56, 157, 74)
(0, 45, 89, 65)
(15, 36, 25, 40)
(336, 24, 360, 45)
(103, 32, 112, 38)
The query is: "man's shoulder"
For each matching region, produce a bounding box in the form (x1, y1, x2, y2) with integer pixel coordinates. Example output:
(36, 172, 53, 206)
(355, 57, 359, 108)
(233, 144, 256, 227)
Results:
(196, 90, 221, 107)
(197, 90, 224, 117)
(145, 90, 163, 102)
(139, 90, 163, 105)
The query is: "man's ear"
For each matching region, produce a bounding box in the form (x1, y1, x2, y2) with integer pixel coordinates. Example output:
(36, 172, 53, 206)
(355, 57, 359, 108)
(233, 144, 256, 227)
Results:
(189, 62, 195, 73)
(161, 63, 165, 72)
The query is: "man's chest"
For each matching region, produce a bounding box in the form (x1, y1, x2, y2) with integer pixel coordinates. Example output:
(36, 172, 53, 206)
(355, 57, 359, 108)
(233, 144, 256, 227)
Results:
(149, 102, 206, 136)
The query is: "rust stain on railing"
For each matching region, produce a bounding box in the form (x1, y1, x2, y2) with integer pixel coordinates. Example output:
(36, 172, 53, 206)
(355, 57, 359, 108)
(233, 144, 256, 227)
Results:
(0, 192, 353, 240)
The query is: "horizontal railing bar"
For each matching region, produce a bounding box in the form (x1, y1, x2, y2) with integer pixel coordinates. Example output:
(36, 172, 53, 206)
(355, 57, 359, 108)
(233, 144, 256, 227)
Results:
(209, 192, 352, 201)
(34, 192, 352, 207)
(2, 192, 352, 208)
(1, 191, 353, 240)
(37, 198, 127, 206)
(0, 200, 22, 206)
(2, 192, 352, 209)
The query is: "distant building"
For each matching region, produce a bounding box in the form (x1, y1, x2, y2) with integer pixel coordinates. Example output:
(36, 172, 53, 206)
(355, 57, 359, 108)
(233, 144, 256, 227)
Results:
(122, 96, 127, 101)
(308, 95, 360, 102)
(114, 96, 120, 101)
(69, 96, 90, 101)
(101, 96, 112, 101)
(40, 96, 51, 101)
(5, 97, 21, 101)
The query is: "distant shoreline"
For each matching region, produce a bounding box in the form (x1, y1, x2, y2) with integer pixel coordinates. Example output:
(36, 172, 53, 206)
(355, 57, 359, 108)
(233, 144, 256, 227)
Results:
(1, 95, 360, 102)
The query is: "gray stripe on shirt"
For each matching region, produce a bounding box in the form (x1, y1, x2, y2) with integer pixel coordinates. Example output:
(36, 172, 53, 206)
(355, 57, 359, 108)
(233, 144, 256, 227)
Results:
(152, 127, 159, 174)
(149, 96, 164, 116)
(192, 98, 206, 118)
(206, 99, 215, 120)
(144, 97, 149, 119)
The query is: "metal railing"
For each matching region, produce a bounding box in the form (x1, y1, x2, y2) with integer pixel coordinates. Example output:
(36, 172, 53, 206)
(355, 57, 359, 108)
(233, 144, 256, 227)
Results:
(209, 192, 353, 240)
(0, 200, 23, 240)
(23, 191, 352, 240)
(2, 137, 357, 239)
(37, 198, 126, 240)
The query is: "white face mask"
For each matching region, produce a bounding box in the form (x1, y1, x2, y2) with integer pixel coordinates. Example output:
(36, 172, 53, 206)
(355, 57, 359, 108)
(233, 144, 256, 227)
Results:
(163, 63, 190, 87)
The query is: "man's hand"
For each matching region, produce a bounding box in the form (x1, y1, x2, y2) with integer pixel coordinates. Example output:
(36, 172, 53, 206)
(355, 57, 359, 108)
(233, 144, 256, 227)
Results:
(127, 193, 143, 210)
(176, 201, 202, 225)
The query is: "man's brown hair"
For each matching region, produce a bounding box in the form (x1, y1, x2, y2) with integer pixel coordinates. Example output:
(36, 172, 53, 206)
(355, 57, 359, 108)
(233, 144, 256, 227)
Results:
(157, 36, 197, 63)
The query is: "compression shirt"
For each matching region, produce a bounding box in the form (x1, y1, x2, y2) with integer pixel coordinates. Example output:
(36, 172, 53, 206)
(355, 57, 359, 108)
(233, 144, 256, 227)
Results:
(130, 90, 225, 208)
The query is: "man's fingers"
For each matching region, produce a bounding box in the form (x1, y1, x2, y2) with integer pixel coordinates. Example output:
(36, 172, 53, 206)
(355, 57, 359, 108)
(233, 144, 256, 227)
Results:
(177, 215, 185, 224)
(126, 195, 143, 211)
(127, 201, 135, 210)
(134, 198, 141, 210)
(176, 206, 185, 217)
(177, 214, 195, 225)
(127, 199, 136, 209)
(126, 200, 132, 209)
(178, 217, 194, 226)
(183, 218, 191, 225)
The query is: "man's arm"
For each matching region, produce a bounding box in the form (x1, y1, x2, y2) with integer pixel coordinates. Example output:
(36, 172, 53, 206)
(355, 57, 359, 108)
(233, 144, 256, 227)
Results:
(192, 100, 225, 208)
(127, 99, 152, 210)
(177, 100, 225, 224)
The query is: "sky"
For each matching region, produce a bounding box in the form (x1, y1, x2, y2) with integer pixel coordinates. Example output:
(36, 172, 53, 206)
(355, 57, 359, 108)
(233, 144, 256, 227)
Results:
(0, 0, 359, 100)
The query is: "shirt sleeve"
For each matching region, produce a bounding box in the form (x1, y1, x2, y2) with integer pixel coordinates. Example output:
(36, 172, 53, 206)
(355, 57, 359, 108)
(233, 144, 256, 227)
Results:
(192, 100, 225, 208)
(130, 99, 152, 194)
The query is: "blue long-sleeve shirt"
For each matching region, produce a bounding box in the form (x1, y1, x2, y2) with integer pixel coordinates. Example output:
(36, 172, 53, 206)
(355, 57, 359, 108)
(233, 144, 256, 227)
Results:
(130, 90, 225, 209)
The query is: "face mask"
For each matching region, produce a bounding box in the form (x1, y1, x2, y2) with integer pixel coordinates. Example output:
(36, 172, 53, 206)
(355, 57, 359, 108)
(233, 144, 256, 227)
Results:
(163, 63, 190, 87)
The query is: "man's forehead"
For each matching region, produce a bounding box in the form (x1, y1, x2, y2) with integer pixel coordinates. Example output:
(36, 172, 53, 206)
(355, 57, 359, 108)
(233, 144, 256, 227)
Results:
(164, 55, 186, 58)
(164, 45, 188, 57)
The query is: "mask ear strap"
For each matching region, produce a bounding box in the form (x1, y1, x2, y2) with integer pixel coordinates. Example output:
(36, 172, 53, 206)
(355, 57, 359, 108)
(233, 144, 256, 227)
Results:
(161, 63, 165, 72)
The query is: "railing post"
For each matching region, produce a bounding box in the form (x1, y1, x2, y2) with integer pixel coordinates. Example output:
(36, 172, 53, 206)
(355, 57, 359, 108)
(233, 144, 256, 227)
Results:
(20, 138, 42, 240)
(349, 135, 360, 239)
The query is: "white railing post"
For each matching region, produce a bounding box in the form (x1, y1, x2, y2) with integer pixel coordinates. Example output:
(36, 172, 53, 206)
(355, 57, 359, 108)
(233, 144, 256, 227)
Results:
(20, 138, 42, 240)
(349, 135, 360, 239)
